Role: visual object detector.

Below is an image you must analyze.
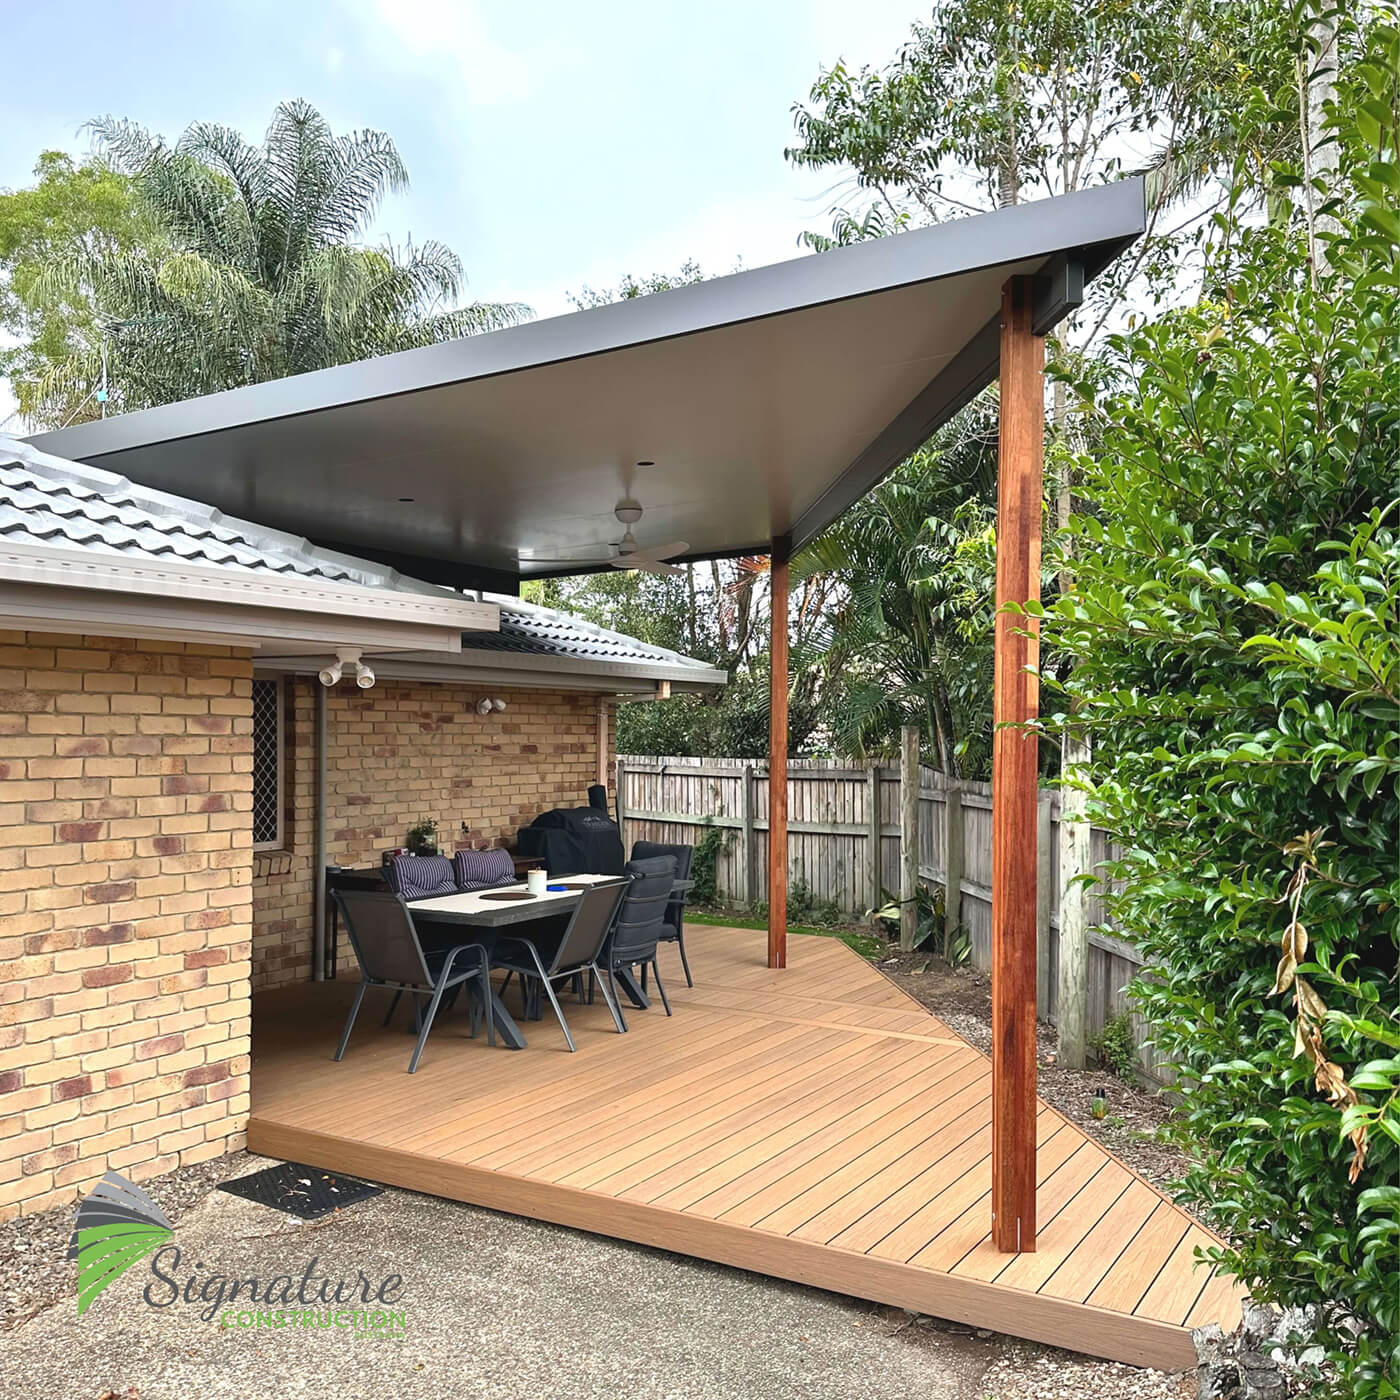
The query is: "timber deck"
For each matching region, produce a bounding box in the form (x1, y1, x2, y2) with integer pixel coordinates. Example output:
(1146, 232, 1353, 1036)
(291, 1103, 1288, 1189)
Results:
(248, 925, 1240, 1368)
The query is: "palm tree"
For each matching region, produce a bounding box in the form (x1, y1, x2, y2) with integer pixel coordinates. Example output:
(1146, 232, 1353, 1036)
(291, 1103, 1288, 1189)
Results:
(32, 100, 528, 422)
(794, 399, 1004, 776)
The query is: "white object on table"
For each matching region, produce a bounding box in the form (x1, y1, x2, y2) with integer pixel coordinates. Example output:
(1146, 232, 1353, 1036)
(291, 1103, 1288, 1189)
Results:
(526, 868, 548, 896)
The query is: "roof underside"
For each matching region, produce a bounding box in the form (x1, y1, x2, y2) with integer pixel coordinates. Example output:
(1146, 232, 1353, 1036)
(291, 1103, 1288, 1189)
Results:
(29, 182, 1144, 590)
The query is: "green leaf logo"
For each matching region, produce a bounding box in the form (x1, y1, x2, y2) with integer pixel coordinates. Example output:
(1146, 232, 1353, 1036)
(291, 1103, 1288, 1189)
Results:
(68, 1170, 173, 1316)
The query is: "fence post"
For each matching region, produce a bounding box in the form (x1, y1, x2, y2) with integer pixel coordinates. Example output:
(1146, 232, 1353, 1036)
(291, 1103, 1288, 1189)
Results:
(866, 764, 881, 919)
(1036, 791, 1053, 1014)
(615, 757, 627, 843)
(900, 726, 920, 951)
(740, 763, 755, 907)
(1057, 729, 1092, 1068)
(943, 779, 964, 950)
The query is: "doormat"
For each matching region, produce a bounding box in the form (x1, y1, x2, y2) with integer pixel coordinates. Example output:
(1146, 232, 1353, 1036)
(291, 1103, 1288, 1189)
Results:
(219, 1161, 383, 1220)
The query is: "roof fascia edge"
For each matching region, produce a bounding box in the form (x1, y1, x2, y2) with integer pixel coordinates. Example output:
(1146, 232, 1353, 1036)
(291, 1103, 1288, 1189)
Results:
(0, 538, 498, 631)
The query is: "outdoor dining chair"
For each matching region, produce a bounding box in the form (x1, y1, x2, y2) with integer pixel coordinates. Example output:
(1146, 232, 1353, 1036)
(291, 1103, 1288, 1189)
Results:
(630, 839, 695, 986)
(599, 855, 678, 1030)
(332, 889, 494, 1072)
(489, 879, 629, 1052)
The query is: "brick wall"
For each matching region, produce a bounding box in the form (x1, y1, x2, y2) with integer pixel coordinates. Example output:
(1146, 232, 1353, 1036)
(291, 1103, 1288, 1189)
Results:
(252, 679, 614, 992)
(0, 633, 253, 1219)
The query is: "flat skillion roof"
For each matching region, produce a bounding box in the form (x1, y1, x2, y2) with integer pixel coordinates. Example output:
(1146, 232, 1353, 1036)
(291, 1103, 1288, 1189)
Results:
(29, 180, 1144, 590)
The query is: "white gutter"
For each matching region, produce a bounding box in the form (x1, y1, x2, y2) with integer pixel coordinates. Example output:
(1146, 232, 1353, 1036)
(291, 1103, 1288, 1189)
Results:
(0, 537, 498, 633)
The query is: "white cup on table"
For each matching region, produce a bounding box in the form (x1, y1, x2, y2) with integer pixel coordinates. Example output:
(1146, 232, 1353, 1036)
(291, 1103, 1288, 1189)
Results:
(526, 868, 547, 896)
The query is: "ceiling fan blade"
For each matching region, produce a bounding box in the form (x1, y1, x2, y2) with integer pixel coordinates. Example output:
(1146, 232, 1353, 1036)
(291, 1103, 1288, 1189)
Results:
(627, 540, 689, 563)
(611, 556, 684, 577)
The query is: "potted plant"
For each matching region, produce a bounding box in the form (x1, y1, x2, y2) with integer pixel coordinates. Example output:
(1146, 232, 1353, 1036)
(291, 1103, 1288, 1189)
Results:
(405, 819, 439, 857)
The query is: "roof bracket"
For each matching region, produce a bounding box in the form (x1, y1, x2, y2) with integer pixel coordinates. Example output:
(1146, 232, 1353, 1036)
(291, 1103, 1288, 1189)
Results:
(1031, 255, 1085, 337)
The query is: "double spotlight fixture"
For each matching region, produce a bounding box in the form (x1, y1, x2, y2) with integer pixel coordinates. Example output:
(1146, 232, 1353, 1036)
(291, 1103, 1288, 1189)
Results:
(317, 648, 375, 690)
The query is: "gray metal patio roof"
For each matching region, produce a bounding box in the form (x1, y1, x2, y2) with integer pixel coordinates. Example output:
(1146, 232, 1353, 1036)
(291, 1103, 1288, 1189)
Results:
(28, 181, 1144, 590)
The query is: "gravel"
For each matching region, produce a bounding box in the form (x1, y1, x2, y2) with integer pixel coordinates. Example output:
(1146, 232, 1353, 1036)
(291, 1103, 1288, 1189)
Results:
(1, 1149, 259, 1333)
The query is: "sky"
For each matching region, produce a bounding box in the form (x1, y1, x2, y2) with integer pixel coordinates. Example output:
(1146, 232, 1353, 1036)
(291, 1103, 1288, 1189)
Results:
(0, 0, 923, 424)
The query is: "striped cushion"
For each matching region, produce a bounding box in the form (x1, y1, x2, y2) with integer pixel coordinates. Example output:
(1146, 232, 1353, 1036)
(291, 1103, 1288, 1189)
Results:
(453, 847, 515, 891)
(387, 854, 457, 900)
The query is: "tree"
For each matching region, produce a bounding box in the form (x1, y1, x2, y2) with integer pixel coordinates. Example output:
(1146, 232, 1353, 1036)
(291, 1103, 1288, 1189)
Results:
(0, 152, 155, 425)
(27, 100, 527, 424)
(795, 400, 1008, 775)
(567, 259, 708, 309)
(1040, 12, 1398, 1390)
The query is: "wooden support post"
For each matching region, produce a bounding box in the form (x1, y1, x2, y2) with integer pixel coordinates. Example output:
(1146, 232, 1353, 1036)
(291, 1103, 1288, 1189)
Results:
(614, 757, 627, 838)
(943, 779, 964, 952)
(866, 763, 882, 920)
(740, 763, 756, 907)
(899, 726, 920, 951)
(768, 537, 791, 970)
(991, 275, 1044, 1253)
(1036, 792, 1054, 1012)
(1057, 728, 1092, 1068)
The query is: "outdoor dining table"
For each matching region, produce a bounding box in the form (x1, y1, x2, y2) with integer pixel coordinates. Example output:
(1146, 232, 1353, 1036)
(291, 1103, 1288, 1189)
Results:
(407, 873, 628, 1050)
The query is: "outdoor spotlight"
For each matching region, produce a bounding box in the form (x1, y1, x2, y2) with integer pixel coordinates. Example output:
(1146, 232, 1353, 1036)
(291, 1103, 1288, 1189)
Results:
(491, 698, 507, 712)
(318, 647, 363, 688)
(475, 698, 493, 716)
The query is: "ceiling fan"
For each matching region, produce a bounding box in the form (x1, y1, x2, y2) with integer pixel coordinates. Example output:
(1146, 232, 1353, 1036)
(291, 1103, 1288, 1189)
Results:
(522, 502, 689, 576)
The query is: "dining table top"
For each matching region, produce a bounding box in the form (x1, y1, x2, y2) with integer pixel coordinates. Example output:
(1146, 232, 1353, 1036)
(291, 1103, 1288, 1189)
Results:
(408, 872, 627, 927)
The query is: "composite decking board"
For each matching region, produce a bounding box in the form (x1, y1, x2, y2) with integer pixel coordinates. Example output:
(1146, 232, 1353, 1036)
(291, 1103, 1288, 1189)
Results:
(594, 1034, 942, 1200)
(762, 1075, 1003, 1238)
(910, 1123, 1082, 1272)
(545, 1030, 870, 1188)
(475, 1021, 832, 1173)
(649, 1052, 985, 1216)
(953, 1143, 1113, 1283)
(702, 1058, 991, 1226)
(622, 1036, 945, 1207)
(248, 924, 1240, 1369)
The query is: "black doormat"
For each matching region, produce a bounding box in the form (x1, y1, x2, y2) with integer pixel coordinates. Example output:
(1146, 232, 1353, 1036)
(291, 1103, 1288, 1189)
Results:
(219, 1161, 383, 1220)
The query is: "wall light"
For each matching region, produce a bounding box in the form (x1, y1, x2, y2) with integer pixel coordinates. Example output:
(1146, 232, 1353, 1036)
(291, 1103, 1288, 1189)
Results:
(475, 697, 507, 715)
(319, 648, 376, 690)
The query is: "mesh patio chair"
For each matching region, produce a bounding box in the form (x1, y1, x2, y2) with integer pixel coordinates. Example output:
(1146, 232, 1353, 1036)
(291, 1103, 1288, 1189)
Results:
(332, 889, 493, 1073)
(630, 839, 695, 987)
(598, 855, 678, 1030)
(490, 879, 629, 1052)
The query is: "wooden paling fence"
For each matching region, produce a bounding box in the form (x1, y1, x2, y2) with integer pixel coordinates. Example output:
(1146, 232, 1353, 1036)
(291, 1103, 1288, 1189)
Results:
(617, 754, 1160, 1080)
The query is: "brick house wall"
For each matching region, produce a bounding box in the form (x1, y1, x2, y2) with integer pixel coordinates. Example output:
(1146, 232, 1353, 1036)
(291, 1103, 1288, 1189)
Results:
(252, 678, 616, 992)
(0, 632, 253, 1220)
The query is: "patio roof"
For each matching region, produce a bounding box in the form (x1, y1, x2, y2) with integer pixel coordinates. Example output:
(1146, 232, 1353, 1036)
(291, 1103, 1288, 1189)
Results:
(0, 435, 723, 688)
(28, 181, 1145, 590)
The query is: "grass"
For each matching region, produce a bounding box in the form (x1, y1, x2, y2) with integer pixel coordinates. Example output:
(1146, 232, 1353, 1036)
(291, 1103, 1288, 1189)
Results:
(687, 910, 887, 960)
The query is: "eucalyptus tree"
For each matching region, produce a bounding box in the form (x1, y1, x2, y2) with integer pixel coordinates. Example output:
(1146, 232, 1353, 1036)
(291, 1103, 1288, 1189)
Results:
(30, 100, 527, 422)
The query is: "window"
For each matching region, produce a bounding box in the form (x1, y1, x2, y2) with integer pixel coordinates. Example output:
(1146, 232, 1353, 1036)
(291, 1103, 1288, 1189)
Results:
(251, 677, 284, 849)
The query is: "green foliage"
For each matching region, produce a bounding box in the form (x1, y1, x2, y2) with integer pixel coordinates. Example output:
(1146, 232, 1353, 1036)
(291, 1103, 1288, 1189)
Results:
(25, 101, 527, 424)
(1041, 17, 1399, 1390)
(795, 401, 1006, 775)
(405, 819, 439, 857)
(688, 822, 731, 908)
(0, 151, 155, 424)
(1089, 1014, 1139, 1082)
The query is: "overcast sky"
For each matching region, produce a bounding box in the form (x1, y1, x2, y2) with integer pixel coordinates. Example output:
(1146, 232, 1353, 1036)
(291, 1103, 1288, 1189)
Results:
(1, 0, 923, 423)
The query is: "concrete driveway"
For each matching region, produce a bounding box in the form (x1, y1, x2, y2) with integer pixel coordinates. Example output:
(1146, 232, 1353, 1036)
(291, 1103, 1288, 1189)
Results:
(4, 1158, 1000, 1400)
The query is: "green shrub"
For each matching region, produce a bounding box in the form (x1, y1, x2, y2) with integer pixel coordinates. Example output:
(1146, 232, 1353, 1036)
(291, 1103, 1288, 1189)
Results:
(1041, 20, 1398, 1393)
(1089, 1014, 1138, 1083)
(688, 822, 731, 907)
